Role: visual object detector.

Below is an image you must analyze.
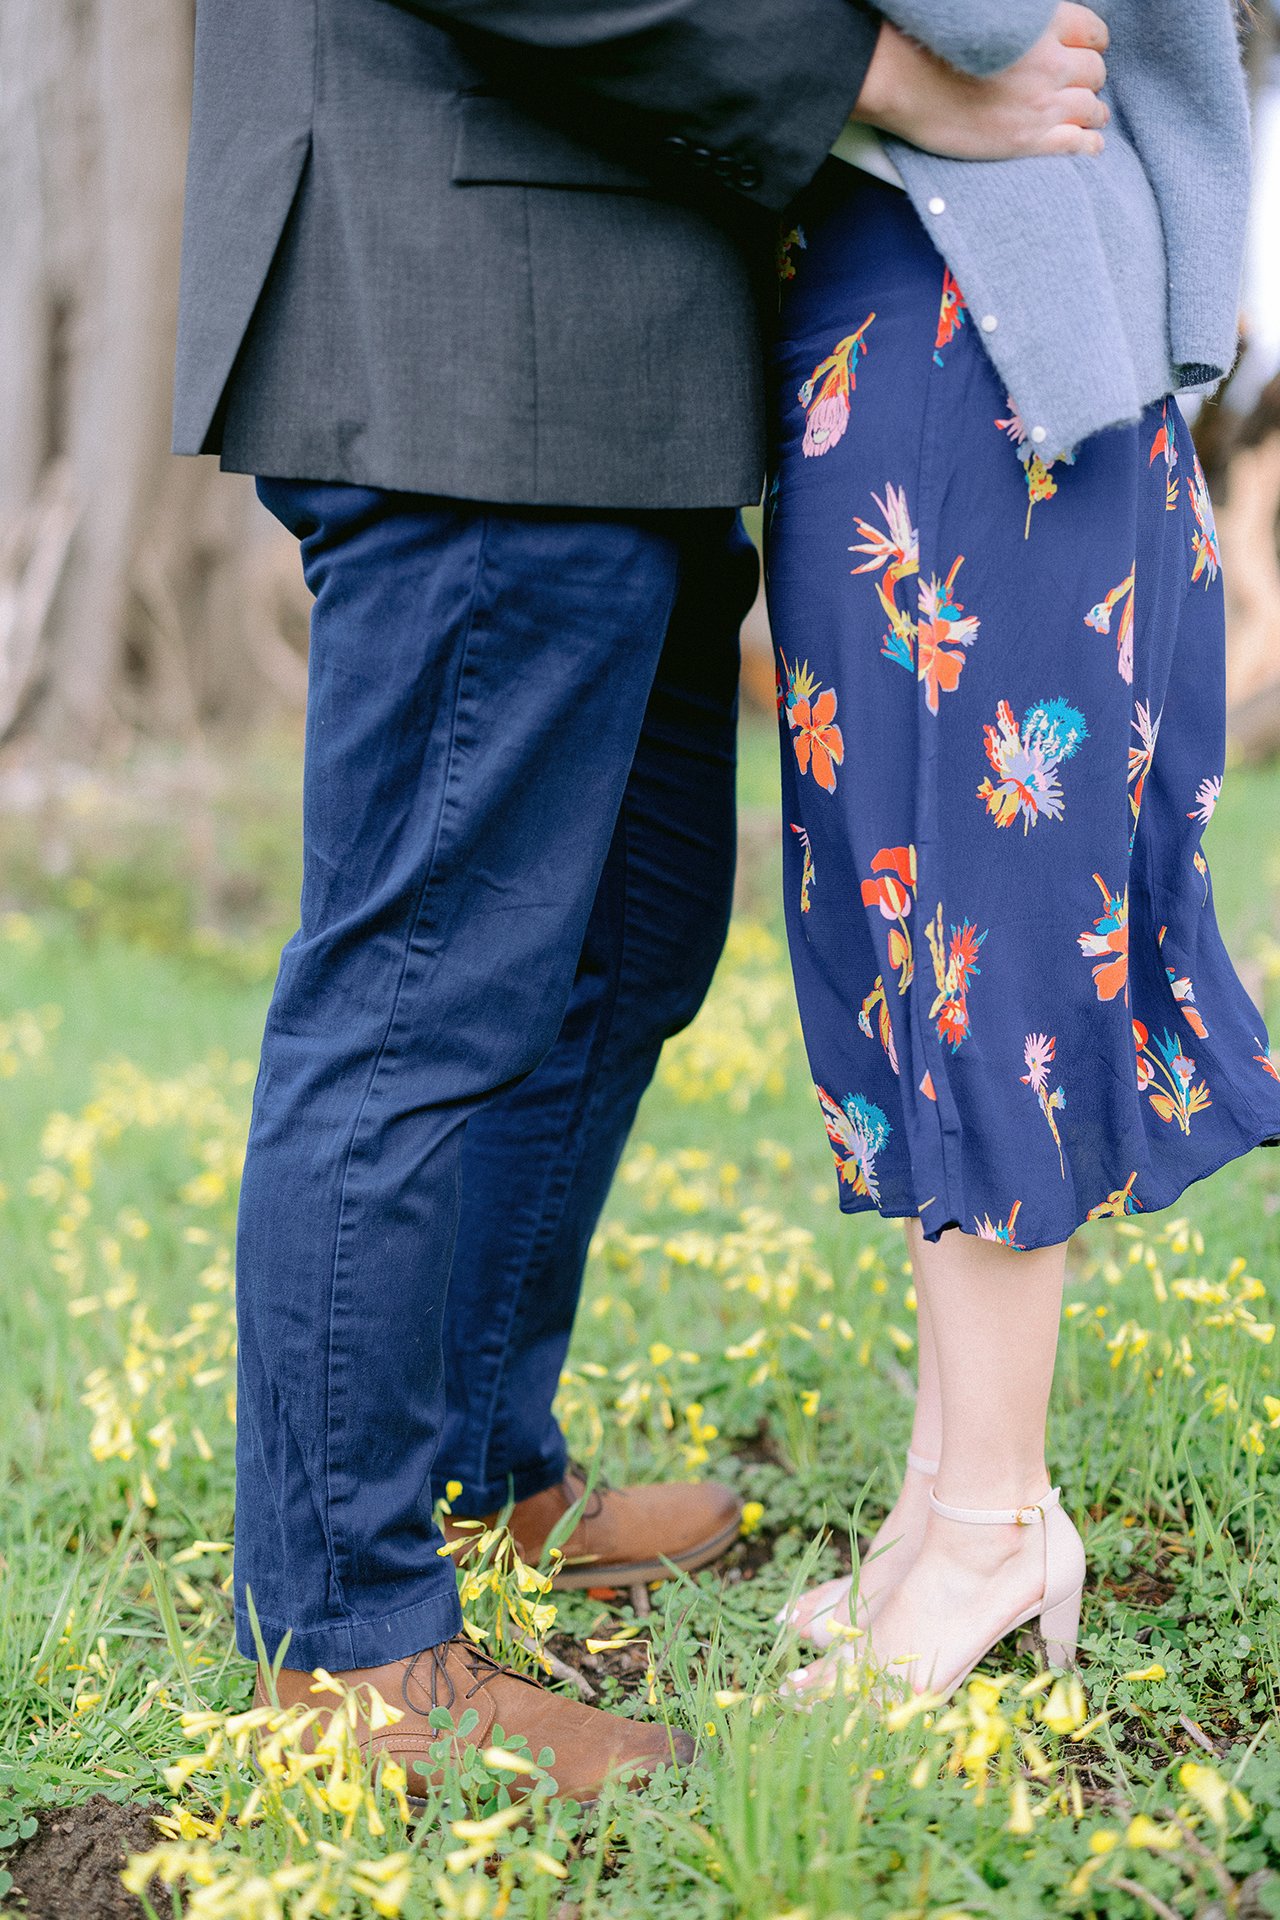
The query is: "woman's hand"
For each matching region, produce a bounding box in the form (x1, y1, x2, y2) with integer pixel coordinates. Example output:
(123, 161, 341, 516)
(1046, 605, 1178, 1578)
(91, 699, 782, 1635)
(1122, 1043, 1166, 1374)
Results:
(853, 4, 1111, 160)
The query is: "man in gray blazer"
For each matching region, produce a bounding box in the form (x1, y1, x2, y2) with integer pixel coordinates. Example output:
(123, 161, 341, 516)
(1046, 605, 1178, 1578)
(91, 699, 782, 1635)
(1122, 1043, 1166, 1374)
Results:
(174, 0, 1107, 1796)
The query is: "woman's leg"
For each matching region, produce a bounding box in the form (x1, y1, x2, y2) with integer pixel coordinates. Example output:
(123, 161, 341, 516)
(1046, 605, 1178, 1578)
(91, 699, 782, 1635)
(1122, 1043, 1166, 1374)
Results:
(788, 1222, 1073, 1695)
(784, 1232, 941, 1643)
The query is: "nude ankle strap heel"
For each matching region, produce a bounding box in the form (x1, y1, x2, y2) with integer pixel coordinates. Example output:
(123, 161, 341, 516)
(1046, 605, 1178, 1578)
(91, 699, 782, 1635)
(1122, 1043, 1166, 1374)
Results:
(927, 1485, 1086, 1676)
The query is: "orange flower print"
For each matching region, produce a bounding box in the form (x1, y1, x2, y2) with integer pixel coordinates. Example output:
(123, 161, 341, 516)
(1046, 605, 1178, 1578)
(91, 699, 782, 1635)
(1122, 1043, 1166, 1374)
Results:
(1256, 1046, 1280, 1082)
(1149, 401, 1179, 509)
(1086, 1171, 1141, 1220)
(933, 267, 966, 366)
(1078, 874, 1129, 1003)
(1157, 926, 1208, 1039)
(780, 654, 844, 794)
(974, 1201, 1025, 1248)
(917, 558, 979, 714)
(798, 315, 874, 458)
(925, 902, 987, 1051)
(858, 974, 899, 1075)
(860, 843, 917, 991)
(1084, 564, 1135, 685)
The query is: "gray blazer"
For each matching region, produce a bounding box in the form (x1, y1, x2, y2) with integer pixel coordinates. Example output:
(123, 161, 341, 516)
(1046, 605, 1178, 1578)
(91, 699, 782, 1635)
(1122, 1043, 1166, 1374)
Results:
(172, 0, 885, 510)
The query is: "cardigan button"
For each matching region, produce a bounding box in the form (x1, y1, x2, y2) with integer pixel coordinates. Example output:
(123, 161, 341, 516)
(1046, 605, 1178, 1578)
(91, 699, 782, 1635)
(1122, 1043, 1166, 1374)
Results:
(1030, 425, 1048, 444)
(927, 195, 946, 214)
(980, 313, 999, 333)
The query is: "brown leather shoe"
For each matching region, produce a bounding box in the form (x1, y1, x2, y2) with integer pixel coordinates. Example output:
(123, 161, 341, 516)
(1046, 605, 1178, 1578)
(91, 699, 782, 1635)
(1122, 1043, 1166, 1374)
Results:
(256, 1639, 693, 1804)
(442, 1467, 742, 1589)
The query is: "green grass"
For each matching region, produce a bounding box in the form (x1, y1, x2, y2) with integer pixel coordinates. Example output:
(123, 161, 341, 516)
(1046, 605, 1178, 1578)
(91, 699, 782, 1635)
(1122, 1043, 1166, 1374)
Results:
(1, 720, 1279, 1918)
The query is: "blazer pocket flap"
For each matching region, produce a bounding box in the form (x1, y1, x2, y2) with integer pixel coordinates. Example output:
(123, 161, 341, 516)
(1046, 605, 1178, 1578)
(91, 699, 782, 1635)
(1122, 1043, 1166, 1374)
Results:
(452, 94, 652, 191)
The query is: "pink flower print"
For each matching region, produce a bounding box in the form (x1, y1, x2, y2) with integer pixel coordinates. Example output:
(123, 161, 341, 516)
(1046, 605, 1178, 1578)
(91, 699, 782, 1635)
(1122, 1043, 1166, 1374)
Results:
(1187, 775, 1222, 826)
(850, 484, 919, 582)
(798, 316, 875, 458)
(1021, 1033, 1067, 1178)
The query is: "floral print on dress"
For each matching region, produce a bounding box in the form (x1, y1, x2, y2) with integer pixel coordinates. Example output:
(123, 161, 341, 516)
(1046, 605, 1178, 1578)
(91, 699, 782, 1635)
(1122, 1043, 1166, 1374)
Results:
(1128, 700, 1161, 849)
(817, 1085, 891, 1201)
(1078, 875, 1129, 1003)
(1189, 453, 1220, 586)
(1085, 564, 1136, 685)
(974, 1202, 1026, 1248)
(779, 655, 844, 794)
(850, 488, 979, 712)
(1133, 1022, 1212, 1133)
(1149, 402, 1179, 510)
(861, 844, 916, 990)
(996, 398, 1067, 539)
(798, 316, 874, 458)
(925, 905, 986, 1050)
(1086, 1172, 1142, 1220)
(933, 267, 966, 366)
(791, 824, 815, 912)
(859, 975, 899, 1075)
(1021, 1033, 1067, 1178)
(1157, 926, 1208, 1039)
(771, 187, 1280, 1249)
(777, 224, 807, 282)
(1188, 776, 1222, 825)
(978, 697, 1088, 831)
(917, 560, 980, 714)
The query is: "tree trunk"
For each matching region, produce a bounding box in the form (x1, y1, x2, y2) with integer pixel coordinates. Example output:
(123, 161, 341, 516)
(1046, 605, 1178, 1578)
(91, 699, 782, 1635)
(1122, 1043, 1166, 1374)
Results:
(0, 0, 300, 759)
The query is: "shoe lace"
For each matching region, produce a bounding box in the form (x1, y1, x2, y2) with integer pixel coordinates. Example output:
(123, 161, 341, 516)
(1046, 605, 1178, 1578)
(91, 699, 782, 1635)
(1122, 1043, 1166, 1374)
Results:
(564, 1462, 609, 1523)
(402, 1638, 542, 1716)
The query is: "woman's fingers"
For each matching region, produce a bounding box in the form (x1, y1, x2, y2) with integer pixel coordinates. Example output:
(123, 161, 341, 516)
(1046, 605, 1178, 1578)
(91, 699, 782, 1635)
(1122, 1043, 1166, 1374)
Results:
(1059, 86, 1111, 130)
(1058, 46, 1108, 95)
(1056, 1, 1110, 52)
(1039, 122, 1106, 157)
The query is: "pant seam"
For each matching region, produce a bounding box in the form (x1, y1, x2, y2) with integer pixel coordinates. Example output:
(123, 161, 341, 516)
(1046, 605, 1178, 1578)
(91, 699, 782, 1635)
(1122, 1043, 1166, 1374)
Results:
(321, 510, 493, 1616)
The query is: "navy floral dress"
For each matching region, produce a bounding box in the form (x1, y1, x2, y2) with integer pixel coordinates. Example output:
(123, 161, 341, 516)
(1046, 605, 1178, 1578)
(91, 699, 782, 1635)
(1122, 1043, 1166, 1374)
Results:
(766, 169, 1280, 1251)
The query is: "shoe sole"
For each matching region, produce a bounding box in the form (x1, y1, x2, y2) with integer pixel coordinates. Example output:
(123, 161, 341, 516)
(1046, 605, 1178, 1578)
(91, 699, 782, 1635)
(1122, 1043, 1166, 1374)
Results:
(548, 1513, 743, 1590)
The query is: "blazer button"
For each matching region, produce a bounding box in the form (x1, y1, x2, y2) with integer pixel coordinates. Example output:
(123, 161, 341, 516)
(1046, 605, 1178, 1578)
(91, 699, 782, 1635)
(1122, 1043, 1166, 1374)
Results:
(927, 195, 946, 214)
(980, 313, 999, 333)
(734, 160, 763, 192)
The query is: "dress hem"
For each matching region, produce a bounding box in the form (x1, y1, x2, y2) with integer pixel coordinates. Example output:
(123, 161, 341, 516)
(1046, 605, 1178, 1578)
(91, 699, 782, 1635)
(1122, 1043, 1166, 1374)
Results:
(835, 1122, 1280, 1250)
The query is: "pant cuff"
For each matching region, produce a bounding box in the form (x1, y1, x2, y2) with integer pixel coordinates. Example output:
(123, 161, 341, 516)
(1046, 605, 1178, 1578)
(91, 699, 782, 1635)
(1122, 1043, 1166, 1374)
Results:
(236, 1581, 464, 1674)
(439, 1448, 570, 1519)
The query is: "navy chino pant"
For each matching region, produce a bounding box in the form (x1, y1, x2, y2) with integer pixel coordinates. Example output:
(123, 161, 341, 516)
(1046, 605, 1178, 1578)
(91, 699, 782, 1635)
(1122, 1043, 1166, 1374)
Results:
(236, 481, 753, 1669)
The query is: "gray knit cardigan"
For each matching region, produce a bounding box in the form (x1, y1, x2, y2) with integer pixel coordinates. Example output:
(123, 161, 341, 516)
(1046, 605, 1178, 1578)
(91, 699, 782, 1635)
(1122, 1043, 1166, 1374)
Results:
(874, 0, 1251, 455)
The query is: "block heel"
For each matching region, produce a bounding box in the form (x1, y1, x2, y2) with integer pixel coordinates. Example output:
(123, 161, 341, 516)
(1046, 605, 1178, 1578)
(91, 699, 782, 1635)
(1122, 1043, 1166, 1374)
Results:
(1038, 1584, 1082, 1668)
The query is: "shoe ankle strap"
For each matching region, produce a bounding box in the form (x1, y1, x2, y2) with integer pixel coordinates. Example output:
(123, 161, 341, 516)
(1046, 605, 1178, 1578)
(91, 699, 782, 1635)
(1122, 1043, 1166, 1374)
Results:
(929, 1485, 1060, 1526)
(906, 1449, 940, 1477)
